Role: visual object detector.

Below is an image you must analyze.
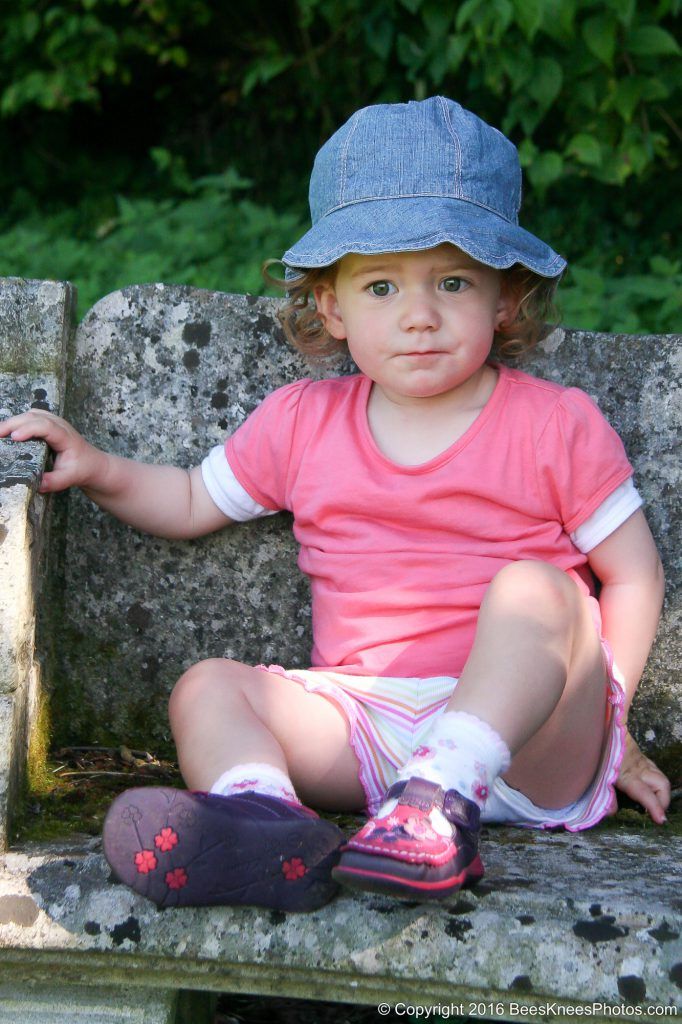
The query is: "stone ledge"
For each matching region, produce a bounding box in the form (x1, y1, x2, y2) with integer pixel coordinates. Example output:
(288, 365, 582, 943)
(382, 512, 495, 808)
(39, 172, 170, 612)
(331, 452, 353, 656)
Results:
(0, 981, 183, 1024)
(0, 828, 680, 1018)
(0, 376, 62, 850)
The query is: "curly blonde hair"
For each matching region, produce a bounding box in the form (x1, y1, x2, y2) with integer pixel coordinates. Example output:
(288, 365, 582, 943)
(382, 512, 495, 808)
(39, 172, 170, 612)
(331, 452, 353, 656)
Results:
(263, 259, 561, 361)
(493, 266, 562, 358)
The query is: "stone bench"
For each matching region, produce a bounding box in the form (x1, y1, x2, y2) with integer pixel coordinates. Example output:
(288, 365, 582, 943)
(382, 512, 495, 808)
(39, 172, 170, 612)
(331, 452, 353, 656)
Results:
(0, 277, 680, 1023)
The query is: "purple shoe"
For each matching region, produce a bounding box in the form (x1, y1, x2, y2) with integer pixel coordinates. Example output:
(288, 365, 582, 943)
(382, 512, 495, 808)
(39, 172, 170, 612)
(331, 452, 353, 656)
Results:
(331, 777, 484, 900)
(102, 787, 344, 912)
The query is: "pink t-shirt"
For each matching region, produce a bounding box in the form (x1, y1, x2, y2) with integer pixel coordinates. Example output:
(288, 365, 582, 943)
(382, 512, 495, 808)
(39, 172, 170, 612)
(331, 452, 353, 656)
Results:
(225, 364, 633, 678)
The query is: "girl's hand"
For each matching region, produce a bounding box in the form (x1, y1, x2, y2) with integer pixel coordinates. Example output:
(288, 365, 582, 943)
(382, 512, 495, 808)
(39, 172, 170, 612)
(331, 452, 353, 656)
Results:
(0, 410, 107, 494)
(616, 729, 670, 825)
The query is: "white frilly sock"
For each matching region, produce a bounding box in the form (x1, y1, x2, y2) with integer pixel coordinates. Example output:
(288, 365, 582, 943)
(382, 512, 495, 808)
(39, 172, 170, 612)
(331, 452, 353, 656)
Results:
(209, 762, 301, 805)
(397, 710, 511, 809)
(376, 712, 510, 834)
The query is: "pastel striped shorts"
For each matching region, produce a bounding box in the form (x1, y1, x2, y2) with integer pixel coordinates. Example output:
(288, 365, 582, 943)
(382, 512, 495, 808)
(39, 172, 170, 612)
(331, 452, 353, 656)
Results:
(263, 609, 626, 832)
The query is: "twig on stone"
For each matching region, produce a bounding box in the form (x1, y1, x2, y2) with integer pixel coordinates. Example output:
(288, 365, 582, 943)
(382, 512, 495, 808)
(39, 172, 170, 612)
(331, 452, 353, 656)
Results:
(54, 770, 166, 780)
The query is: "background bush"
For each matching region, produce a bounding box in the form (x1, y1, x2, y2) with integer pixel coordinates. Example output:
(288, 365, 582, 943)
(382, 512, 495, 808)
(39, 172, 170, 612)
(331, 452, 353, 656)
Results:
(0, 0, 680, 330)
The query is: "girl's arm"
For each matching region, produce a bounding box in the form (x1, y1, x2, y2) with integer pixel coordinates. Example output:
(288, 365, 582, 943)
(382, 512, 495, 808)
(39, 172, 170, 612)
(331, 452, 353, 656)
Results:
(586, 508, 669, 823)
(0, 409, 234, 540)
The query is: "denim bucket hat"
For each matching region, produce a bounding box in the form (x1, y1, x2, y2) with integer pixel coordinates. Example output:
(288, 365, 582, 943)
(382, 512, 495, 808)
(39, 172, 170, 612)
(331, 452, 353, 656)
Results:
(282, 96, 566, 279)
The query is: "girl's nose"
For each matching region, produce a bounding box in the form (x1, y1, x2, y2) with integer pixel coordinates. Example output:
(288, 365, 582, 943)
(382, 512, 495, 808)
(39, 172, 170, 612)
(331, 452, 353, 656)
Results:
(399, 291, 441, 332)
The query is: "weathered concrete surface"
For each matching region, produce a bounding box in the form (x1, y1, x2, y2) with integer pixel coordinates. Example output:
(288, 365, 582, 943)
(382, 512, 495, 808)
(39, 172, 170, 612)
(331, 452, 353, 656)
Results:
(0, 373, 63, 851)
(0, 278, 73, 377)
(0, 981, 178, 1023)
(524, 328, 681, 751)
(48, 284, 680, 752)
(50, 286, 352, 749)
(0, 828, 680, 1017)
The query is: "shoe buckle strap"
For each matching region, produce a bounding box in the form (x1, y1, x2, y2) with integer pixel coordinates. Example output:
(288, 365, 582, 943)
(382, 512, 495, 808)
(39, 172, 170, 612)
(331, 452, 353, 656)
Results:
(443, 790, 481, 830)
(385, 778, 480, 829)
(393, 777, 445, 812)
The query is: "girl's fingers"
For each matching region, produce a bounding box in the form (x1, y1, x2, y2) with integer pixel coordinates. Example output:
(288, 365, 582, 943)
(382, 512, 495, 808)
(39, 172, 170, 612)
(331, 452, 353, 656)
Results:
(619, 774, 666, 824)
(0, 413, 29, 436)
(1, 414, 47, 437)
(631, 753, 672, 807)
(1, 413, 88, 492)
(0, 412, 69, 449)
(641, 766, 671, 810)
(5, 425, 52, 443)
(618, 759, 670, 824)
(38, 469, 73, 494)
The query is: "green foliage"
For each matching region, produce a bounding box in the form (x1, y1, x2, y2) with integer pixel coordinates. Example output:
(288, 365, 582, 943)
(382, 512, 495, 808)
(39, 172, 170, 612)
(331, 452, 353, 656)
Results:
(0, 163, 306, 312)
(559, 256, 682, 334)
(3, 0, 679, 192)
(1, 0, 213, 114)
(0, 0, 680, 332)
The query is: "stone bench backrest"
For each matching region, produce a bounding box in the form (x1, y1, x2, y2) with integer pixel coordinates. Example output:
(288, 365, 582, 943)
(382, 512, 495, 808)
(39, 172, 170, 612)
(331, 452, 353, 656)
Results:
(44, 284, 680, 753)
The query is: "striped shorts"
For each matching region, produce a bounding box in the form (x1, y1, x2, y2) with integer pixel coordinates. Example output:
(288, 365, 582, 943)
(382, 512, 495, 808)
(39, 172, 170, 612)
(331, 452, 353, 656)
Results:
(263, 605, 627, 832)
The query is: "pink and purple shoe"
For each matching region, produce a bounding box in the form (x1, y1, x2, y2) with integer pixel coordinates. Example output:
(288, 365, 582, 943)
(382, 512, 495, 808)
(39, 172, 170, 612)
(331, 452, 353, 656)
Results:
(102, 787, 344, 912)
(331, 777, 484, 899)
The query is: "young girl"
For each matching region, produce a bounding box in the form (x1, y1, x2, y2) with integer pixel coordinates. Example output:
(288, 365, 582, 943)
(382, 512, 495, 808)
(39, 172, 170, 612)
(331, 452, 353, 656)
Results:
(0, 96, 669, 913)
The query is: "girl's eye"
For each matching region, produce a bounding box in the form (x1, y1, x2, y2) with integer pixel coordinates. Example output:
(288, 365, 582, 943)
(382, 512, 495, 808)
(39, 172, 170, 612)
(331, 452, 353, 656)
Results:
(438, 276, 464, 292)
(440, 277, 467, 293)
(368, 281, 395, 297)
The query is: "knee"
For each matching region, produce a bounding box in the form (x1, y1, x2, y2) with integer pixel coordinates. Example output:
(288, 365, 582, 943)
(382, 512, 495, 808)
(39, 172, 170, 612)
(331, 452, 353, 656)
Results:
(168, 658, 242, 724)
(484, 560, 577, 619)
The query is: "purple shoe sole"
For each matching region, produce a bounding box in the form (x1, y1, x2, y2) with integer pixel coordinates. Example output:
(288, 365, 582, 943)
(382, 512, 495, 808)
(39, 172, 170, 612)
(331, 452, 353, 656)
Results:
(102, 787, 344, 912)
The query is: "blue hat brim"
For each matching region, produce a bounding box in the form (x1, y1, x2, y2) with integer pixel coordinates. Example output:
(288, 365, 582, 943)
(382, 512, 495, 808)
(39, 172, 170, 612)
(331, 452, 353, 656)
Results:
(282, 196, 565, 280)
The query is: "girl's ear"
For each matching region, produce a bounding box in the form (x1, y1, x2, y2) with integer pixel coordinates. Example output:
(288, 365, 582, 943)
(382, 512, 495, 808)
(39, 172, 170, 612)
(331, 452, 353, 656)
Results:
(495, 277, 520, 329)
(313, 284, 347, 340)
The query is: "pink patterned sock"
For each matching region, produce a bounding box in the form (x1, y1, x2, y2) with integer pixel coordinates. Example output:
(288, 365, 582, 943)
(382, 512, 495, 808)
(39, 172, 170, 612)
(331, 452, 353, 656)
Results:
(209, 762, 301, 804)
(396, 711, 511, 809)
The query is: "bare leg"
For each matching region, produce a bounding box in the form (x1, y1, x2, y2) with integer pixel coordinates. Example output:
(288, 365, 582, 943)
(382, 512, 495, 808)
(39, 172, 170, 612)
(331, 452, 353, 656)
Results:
(448, 560, 608, 808)
(333, 560, 610, 900)
(103, 660, 361, 911)
(168, 659, 366, 811)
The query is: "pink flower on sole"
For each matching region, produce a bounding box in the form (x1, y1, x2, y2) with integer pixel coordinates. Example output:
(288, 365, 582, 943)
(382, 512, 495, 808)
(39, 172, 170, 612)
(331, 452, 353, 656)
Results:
(413, 745, 434, 759)
(154, 827, 179, 852)
(121, 805, 142, 825)
(165, 867, 188, 890)
(474, 783, 489, 803)
(134, 849, 157, 874)
(282, 857, 307, 880)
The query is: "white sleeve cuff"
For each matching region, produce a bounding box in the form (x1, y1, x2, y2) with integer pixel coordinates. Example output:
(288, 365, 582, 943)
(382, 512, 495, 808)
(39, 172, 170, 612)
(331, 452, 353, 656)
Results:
(201, 445, 278, 522)
(570, 478, 643, 553)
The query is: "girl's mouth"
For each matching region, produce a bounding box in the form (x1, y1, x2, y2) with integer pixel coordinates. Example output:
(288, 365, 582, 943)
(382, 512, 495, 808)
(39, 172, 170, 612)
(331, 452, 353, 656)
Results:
(402, 350, 444, 357)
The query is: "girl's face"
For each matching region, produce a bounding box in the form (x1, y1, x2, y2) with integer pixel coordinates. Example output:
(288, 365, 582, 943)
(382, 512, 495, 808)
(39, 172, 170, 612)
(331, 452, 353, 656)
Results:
(314, 244, 514, 405)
